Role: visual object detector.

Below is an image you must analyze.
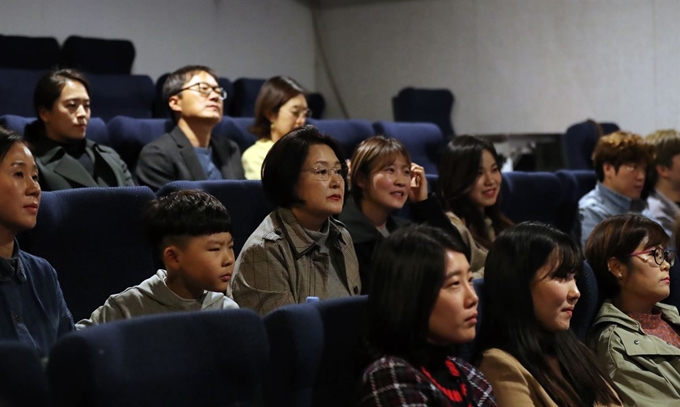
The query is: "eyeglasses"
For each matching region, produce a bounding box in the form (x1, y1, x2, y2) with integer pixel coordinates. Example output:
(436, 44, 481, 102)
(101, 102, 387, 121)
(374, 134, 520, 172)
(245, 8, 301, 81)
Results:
(301, 166, 347, 181)
(289, 108, 313, 119)
(177, 82, 227, 100)
(629, 247, 675, 267)
(621, 163, 646, 174)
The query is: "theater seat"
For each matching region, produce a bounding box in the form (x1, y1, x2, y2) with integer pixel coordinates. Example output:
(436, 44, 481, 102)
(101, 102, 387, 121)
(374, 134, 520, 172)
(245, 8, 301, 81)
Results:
(216, 117, 257, 154)
(19, 186, 157, 321)
(501, 171, 565, 227)
(48, 309, 268, 407)
(306, 93, 325, 119)
(0, 342, 50, 407)
(0, 69, 47, 116)
(393, 87, 455, 138)
(307, 119, 374, 159)
(156, 180, 275, 257)
(555, 170, 597, 236)
(0, 115, 110, 146)
(60, 36, 135, 75)
(562, 120, 620, 170)
(106, 117, 173, 170)
(229, 78, 265, 117)
(88, 74, 155, 120)
(373, 121, 443, 174)
(0, 35, 60, 70)
(572, 260, 601, 342)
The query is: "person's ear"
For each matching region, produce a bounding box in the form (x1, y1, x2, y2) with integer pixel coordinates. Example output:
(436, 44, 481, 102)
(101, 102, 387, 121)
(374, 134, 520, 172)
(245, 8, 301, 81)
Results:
(266, 109, 278, 124)
(657, 164, 672, 179)
(38, 107, 51, 123)
(607, 257, 625, 280)
(168, 95, 182, 114)
(163, 246, 181, 270)
(603, 163, 616, 180)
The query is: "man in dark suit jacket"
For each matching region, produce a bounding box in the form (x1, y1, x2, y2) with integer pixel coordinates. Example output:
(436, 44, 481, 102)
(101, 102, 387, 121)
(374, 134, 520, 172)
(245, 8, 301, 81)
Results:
(136, 65, 244, 190)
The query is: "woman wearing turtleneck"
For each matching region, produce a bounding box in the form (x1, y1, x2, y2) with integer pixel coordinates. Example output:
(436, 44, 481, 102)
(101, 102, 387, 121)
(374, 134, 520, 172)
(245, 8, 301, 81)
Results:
(586, 214, 680, 406)
(24, 69, 134, 191)
(357, 224, 496, 407)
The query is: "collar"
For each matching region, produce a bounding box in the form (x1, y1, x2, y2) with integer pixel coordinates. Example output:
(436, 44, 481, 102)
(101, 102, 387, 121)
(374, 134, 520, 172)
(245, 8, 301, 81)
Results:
(339, 196, 401, 244)
(32, 136, 95, 163)
(593, 300, 680, 333)
(275, 208, 346, 258)
(0, 240, 26, 283)
(651, 189, 680, 214)
(595, 182, 646, 213)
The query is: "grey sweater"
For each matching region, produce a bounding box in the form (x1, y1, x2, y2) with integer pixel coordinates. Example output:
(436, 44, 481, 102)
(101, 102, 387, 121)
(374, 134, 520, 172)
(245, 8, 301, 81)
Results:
(76, 269, 239, 329)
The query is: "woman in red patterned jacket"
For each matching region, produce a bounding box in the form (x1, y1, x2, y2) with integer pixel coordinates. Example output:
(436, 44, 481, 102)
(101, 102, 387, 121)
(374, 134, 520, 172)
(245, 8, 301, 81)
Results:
(356, 224, 496, 407)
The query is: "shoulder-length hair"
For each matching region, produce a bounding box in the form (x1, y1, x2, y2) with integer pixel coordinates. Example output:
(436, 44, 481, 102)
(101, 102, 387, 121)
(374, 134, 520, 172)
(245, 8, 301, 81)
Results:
(249, 76, 306, 140)
(475, 222, 620, 407)
(585, 214, 669, 300)
(350, 136, 411, 205)
(367, 223, 469, 366)
(437, 135, 512, 249)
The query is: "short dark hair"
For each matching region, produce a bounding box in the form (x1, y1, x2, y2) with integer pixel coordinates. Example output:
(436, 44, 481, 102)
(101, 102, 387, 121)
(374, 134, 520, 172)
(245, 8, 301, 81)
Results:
(585, 214, 669, 299)
(0, 126, 26, 163)
(437, 135, 512, 249)
(645, 130, 680, 186)
(350, 136, 411, 205)
(261, 125, 345, 208)
(476, 222, 620, 406)
(367, 224, 469, 365)
(592, 131, 655, 182)
(250, 76, 306, 140)
(25, 69, 90, 141)
(162, 65, 218, 121)
(143, 190, 232, 260)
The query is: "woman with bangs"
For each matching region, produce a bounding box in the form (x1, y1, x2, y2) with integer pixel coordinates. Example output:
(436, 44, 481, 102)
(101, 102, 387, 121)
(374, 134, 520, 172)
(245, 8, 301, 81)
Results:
(586, 214, 680, 406)
(476, 222, 622, 407)
(438, 136, 512, 277)
(339, 136, 459, 293)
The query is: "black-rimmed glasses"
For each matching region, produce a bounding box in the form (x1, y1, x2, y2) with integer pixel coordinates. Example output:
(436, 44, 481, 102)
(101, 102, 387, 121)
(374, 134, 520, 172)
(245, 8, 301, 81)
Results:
(629, 247, 675, 267)
(177, 82, 227, 100)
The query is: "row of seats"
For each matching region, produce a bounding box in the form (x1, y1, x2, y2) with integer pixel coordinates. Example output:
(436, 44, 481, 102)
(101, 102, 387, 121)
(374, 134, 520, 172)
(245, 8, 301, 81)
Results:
(15, 170, 598, 322)
(0, 114, 445, 173)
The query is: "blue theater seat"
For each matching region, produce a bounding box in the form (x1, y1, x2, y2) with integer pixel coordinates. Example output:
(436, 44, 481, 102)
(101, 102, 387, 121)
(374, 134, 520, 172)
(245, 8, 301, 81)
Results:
(48, 309, 268, 407)
(156, 180, 275, 257)
(373, 121, 443, 174)
(0, 114, 110, 146)
(572, 260, 601, 342)
(392, 87, 455, 138)
(216, 116, 257, 154)
(0, 341, 50, 407)
(88, 74, 155, 120)
(19, 186, 157, 321)
(230, 78, 265, 117)
(555, 169, 597, 236)
(0, 35, 60, 70)
(0, 69, 46, 116)
(500, 171, 565, 227)
(61, 36, 135, 75)
(306, 92, 326, 119)
(106, 117, 172, 170)
(562, 120, 620, 170)
(307, 118, 374, 159)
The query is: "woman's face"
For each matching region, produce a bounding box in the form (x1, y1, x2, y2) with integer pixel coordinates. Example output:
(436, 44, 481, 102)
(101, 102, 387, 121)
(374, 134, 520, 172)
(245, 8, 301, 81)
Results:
(617, 242, 672, 306)
(531, 250, 581, 333)
(39, 79, 90, 143)
(292, 143, 344, 230)
(428, 250, 479, 345)
(0, 143, 41, 237)
(359, 155, 411, 216)
(269, 94, 308, 142)
(466, 149, 501, 210)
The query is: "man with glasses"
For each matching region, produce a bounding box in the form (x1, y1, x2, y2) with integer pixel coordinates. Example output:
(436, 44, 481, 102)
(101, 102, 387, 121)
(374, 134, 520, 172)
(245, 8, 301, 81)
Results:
(136, 65, 244, 190)
(578, 131, 656, 246)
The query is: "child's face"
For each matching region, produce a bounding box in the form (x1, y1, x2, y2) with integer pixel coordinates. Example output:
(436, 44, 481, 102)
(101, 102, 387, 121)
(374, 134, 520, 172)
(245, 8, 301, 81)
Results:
(174, 232, 235, 296)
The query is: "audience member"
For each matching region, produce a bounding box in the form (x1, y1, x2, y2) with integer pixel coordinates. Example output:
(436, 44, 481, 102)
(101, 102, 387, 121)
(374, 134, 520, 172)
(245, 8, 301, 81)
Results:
(339, 136, 462, 292)
(0, 127, 74, 356)
(136, 65, 244, 190)
(476, 222, 621, 407)
(644, 129, 680, 238)
(357, 224, 496, 407)
(232, 125, 361, 315)
(438, 136, 512, 276)
(585, 214, 680, 406)
(243, 76, 308, 179)
(24, 69, 134, 191)
(578, 131, 655, 246)
(77, 190, 238, 328)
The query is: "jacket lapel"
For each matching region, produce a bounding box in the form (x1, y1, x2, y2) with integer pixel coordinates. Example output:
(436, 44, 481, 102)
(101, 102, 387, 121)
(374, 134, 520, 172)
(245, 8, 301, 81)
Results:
(170, 127, 207, 180)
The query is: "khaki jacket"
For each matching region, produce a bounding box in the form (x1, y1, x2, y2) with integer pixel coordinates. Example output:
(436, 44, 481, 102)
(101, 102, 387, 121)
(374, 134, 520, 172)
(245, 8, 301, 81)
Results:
(478, 348, 621, 407)
(589, 301, 680, 407)
(446, 211, 494, 278)
(232, 208, 361, 316)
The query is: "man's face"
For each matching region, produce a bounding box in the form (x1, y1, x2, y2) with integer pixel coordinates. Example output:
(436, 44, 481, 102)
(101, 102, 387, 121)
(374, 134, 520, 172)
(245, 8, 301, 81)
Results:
(603, 161, 646, 199)
(657, 154, 680, 191)
(169, 71, 223, 124)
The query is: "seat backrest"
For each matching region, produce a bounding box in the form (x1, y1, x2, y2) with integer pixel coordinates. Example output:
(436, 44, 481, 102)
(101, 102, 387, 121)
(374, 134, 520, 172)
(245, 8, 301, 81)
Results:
(0, 69, 47, 116)
(215, 117, 257, 154)
(155, 180, 275, 257)
(106, 117, 173, 170)
(500, 171, 565, 226)
(19, 186, 157, 321)
(572, 260, 601, 342)
(263, 303, 324, 407)
(60, 36, 135, 75)
(229, 78, 266, 117)
(0, 35, 60, 70)
(393, 87, 455, 138)
(48, 308, 268, 407)
(562, 120, 620, 170)
(0, 341, 50, 407)
(0, 115, 110, 146)
(311, 296, 369, 407)
(306, 92, 326, 119)
(88, 74, 155, 120)
(554, 170, 598, 235)
(307, 119, 374, 159)
(372, 121, 443, 174)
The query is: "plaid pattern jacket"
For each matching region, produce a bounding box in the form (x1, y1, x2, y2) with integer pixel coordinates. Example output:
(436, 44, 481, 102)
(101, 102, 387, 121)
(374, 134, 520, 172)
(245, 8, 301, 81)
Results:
(357, 356, 496, 407)
(232, 208, 361, 315)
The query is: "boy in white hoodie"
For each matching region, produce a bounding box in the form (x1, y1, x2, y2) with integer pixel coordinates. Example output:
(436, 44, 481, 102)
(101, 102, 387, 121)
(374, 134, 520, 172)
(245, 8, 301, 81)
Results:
(77, 190, 238, 328)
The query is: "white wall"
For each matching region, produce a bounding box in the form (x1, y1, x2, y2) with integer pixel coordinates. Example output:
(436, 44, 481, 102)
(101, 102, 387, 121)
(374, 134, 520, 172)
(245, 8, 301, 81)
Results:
(0, 0, 316, 88)
(315, 0, 680, 135)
